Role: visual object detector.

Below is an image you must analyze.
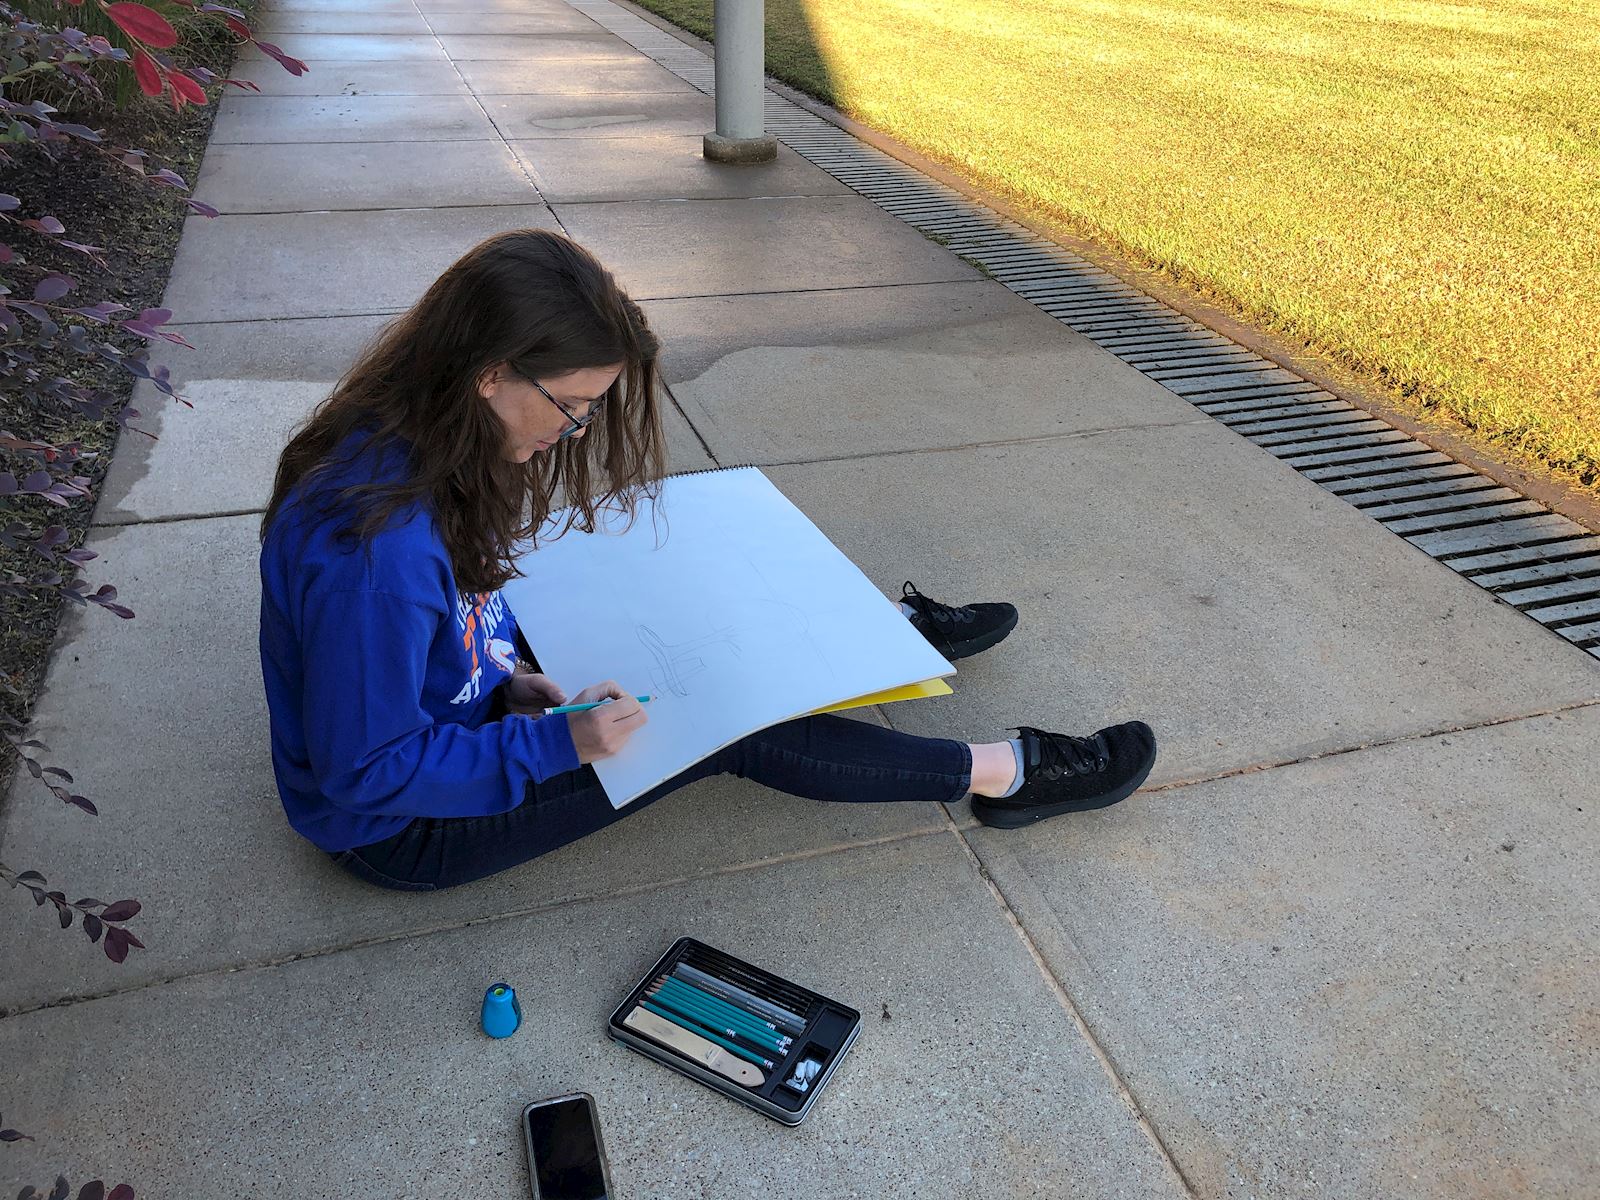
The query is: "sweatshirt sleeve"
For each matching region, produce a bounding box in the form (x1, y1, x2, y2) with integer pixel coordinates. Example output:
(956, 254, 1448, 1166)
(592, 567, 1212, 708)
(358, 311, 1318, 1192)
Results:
(300, 587, 581, 819)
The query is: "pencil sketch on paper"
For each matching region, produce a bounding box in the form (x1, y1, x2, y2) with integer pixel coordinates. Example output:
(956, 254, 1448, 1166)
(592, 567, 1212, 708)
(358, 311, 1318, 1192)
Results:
(635, 600, 822, 698)
(638, 623, 742, 697)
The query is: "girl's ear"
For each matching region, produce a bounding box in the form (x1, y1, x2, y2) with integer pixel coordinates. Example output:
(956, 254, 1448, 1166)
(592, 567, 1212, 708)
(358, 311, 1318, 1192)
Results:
(476, 362, 506, 401)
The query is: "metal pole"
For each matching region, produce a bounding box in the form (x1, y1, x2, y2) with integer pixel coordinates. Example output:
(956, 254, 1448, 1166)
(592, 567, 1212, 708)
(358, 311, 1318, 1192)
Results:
(703, 0, 776, 163)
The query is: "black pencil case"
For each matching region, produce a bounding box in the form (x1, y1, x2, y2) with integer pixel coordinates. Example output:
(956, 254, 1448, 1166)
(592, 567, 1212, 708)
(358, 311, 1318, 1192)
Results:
(607, 937, 861, 1126)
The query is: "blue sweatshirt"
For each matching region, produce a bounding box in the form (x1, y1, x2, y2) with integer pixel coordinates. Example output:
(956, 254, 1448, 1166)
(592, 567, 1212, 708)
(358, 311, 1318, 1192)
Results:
(259, 435, 580, 852)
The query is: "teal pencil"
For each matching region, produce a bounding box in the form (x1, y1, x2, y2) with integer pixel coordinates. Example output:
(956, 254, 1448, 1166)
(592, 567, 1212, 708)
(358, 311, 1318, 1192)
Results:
(671, 962, 807, 1034)
(640, 999, 774, 1069)
(653, 977, 790, 1047)
(646, 981, 789, 1053)
(643, 986, 787, 1056)
(540, 696, 653, 716)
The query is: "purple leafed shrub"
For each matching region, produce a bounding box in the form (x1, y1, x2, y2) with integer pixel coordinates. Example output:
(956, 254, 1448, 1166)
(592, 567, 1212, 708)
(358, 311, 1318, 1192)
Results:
(1, 0, 302, 948)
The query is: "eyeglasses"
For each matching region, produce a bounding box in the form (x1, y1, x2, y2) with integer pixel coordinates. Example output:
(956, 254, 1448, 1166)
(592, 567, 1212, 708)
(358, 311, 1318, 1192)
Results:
(528, 376, 606, 441)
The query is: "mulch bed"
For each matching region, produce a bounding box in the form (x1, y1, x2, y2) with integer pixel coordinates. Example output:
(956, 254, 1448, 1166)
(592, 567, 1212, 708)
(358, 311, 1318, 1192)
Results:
(1, 19, 248, 793)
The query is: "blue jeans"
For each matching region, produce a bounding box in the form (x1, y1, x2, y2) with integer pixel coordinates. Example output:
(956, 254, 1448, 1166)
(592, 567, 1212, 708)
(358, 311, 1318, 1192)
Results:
(331, 714, 973, 891)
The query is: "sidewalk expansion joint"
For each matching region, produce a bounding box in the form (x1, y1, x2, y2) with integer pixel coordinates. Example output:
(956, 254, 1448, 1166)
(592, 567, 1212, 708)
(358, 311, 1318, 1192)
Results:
(200, 202, 558, 218)
(204, 192, 862, 219)
(0, 823, 948, 1021)
(169, 309, 409, 328)
(754, 418, 1214, 471)
(940, 814, 1202, 1198)
(544, 191, 860, 206)
(91, 505, 266, 529)
(209, 137, 508, 147)
(867, 708, 1199, 1194)
(629, 278, 990, 304)
(203, 199, 559, 217)
(1141, 697, 1600, 798)
(416, 8, 576, 229)
(661, 379, 719, 466)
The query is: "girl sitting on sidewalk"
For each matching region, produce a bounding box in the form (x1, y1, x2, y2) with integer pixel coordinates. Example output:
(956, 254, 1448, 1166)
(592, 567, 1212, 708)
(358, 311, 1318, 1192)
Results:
(258, 229, 1157, 891)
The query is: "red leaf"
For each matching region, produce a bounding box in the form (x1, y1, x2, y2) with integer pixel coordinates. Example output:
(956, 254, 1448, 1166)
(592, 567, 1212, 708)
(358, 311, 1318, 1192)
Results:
(255, 41, 308, 76)
(106, 2, 179, 48)
(222, 15, 249, 37)
(100, 898, 141, 922)
(108, 1187, 135, 1200)
(170, 72, 206, 105)
(132, 48, 163, 96)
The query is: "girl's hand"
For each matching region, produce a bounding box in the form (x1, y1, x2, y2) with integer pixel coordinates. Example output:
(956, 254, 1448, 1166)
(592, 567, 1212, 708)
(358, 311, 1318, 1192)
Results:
(504, 671, 567, 715)
(567, 680, 647, 762)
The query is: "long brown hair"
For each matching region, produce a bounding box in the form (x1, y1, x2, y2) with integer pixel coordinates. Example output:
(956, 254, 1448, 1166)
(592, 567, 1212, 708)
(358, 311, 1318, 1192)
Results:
(261, 229, 666, 593)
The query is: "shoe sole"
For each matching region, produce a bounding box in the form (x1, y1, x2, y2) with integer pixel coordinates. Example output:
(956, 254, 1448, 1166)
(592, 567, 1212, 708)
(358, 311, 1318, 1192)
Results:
(942, 609, 1020, 662)
(970, 745, 1156, 829)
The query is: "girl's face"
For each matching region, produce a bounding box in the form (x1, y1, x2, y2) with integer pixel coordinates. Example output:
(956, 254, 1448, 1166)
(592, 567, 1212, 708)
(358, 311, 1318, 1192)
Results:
(479, 362, 624, 463)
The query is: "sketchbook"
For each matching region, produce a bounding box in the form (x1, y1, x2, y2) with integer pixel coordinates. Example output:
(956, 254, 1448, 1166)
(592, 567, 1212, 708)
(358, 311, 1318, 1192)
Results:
(501, 466, 957, 808)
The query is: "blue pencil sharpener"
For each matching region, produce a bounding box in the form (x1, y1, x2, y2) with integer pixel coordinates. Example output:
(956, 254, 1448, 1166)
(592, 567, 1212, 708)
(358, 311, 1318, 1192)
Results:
(481, 982, 522, 1038)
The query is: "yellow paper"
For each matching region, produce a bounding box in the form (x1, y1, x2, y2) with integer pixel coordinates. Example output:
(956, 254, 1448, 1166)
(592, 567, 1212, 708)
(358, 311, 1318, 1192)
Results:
(808, 677, 953, 715)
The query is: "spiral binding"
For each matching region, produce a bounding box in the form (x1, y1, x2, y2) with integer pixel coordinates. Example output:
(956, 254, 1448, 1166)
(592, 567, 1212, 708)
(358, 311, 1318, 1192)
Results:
(655, 463, 760, 481)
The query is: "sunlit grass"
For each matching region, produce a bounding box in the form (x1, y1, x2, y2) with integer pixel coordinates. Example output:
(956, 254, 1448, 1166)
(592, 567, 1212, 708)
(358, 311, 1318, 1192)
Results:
(638, 0, 1600, 490)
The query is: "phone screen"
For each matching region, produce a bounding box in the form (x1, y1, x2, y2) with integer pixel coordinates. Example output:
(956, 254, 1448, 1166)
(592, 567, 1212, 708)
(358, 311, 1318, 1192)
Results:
(525, 1097, 609, 1200)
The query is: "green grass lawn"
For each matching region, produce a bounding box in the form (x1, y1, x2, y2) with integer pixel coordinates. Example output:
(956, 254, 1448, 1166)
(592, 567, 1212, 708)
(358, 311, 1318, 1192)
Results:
(634, 0, 1600, 491)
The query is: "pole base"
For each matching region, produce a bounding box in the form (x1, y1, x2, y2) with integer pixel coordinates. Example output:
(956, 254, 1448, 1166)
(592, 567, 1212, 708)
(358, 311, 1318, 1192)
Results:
(703, 131, 778, 164)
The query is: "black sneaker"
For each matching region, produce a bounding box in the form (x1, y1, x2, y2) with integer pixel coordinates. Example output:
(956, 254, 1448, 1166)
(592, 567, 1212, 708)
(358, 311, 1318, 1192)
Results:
(972, 722, 1157, 829)
(902, 580, 1018, 662)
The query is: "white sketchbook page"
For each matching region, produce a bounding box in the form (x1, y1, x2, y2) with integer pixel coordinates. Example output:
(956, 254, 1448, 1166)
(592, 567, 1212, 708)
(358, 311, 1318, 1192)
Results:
(501, 467, 955, 807)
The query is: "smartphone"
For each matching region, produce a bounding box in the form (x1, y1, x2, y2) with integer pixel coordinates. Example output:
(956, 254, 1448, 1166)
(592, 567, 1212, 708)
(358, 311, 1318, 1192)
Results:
(521, 1093, 613, 1200)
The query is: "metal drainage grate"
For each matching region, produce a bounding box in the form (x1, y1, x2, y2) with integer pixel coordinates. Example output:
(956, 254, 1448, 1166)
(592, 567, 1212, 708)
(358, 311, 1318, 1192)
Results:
(569, 0, 1600, 661)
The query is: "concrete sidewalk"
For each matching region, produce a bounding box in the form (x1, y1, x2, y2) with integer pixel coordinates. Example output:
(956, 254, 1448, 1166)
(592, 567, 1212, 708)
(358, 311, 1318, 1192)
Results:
(3, 0, 1597, 1195)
